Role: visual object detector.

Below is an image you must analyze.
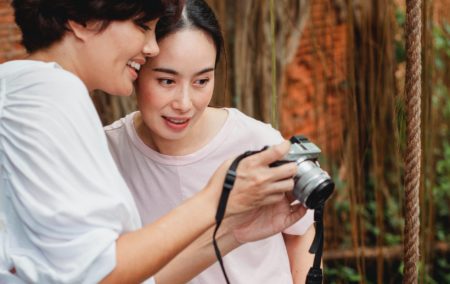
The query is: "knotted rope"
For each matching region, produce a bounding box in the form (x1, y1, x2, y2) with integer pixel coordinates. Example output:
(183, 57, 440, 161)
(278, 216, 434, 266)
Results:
(403, 0, 422, 283)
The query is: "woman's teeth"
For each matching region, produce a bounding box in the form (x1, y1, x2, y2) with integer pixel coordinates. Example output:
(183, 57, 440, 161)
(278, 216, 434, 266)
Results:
(165, 117, 189, 124)
(127, 60, 141, 71)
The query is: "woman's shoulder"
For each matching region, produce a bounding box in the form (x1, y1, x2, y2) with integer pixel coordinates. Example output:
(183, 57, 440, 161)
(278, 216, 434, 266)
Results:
(0, 60, 100, 141)
(1, 60, 87, 95)
(227, 108, 280, 133)
(225, 108, 284, 144)
(104, 112, 136, 137)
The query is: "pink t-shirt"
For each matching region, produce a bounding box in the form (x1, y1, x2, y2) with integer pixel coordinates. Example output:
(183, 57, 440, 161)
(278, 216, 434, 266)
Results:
(105, 108, 314, 284)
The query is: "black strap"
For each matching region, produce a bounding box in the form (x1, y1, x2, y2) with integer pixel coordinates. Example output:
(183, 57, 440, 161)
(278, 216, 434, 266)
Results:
(306, 203, 325, 284)
(213, 149, 266, 284)
(213, 147, 326, 284)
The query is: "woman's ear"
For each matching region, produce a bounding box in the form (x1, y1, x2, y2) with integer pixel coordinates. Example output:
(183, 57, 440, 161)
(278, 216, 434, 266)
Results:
(67, 20, 102, 41)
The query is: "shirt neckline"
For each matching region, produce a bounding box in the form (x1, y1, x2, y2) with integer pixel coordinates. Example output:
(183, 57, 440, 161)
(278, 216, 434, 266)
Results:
(125, 108, 236, 166)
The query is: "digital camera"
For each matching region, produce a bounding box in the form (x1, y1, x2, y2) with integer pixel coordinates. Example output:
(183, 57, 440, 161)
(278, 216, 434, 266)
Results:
(271, 135, 334, 209)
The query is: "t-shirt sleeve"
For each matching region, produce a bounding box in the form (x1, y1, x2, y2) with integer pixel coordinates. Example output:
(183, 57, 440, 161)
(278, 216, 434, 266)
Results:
(1, 70, 137, 283)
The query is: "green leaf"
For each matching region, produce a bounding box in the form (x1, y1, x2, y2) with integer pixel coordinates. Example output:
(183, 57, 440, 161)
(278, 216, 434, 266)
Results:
(444, 22, 450, 34)
(435, 57, 445, 70)
(435, 36, 446, 50)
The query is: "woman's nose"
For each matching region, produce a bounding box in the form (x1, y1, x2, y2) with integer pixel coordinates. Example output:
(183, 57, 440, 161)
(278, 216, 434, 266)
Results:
(172, 87, 192, 112)
(143, 32, 159, 58)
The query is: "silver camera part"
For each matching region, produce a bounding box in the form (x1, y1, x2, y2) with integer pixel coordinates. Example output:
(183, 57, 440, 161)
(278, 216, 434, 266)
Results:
(293, 160, 332, 206)
(281, 136, 333, 208)
(283, 139, 322, 162)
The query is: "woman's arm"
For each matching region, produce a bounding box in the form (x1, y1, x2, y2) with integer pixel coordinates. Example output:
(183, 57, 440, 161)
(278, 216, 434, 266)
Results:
(102, 141, 298, 283)
(101, 189, 218, 284)
(283, 225, 316, 284)
(153, 221, 239, 284)
(154, 194, 308, 284)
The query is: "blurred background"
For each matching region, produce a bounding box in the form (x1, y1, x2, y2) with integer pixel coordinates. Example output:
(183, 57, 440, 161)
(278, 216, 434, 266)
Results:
(1, 0, 449, 283)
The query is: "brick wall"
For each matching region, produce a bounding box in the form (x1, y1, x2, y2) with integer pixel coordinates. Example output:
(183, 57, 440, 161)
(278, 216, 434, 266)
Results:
(434, 0, 450, 23)
(0, 0, 25, 63)
(2, 0, 447, 155)
(0, 0, 347, 154)
(280, 0, 346, 154)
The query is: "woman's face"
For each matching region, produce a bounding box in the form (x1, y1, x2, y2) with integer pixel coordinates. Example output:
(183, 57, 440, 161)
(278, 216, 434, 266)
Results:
(80, 19, 159, 96)
(136, 28, 216, 145)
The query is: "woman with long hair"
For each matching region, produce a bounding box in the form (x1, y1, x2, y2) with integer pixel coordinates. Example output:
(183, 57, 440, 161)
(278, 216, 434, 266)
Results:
(106, 0, 315, 282)
(0, 1, 304, 283)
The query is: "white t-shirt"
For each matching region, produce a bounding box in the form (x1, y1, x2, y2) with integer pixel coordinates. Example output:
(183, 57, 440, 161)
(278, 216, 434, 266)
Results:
(0, 60, 153, 284)
(105, 108, 314, 284)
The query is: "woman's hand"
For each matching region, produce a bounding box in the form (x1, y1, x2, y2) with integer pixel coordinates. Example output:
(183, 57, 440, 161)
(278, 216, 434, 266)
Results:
(205, 140, 297, 216)
(226, 193, 307, 243)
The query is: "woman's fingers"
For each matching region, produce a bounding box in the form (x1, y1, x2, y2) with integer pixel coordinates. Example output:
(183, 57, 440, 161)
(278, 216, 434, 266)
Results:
(261, 178, 295, 196)
(245, 140, 291, 166)
(284, 191, 298, 204)
(239, 141, 297, 183)
(258, 193, 286, 206)
(208, 139, 302, 216)
(288, 203, 308, 222)
(263, 162, 297, 182)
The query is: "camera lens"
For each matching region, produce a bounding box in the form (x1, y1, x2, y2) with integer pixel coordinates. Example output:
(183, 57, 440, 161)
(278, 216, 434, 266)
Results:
(304, 179, 334, 209)
(293, 160, 335, 209)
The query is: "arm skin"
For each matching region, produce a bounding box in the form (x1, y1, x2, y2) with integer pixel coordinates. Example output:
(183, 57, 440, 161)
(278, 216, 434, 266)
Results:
(154, 222, 239, 284)
(101, 189, 218, 284)
(155, 195, 309, 284)
(101, 141, 298, 284)
(283, 225, 316, 284)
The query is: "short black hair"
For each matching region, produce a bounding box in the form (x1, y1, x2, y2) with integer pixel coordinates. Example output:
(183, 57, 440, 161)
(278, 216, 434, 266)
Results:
(13, 0, 182, 53)
(155, 0, 224, 66)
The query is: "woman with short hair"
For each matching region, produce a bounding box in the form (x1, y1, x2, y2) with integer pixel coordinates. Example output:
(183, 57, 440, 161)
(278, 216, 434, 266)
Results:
(0, 0, 303, 283)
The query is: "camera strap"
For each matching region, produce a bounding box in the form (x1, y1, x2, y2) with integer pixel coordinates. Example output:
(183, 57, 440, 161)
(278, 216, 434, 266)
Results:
(213, 147, 326, 284)
(213, 150, 267, 284)
(306, 203, 325, 284)
(213, 149, 265, 284)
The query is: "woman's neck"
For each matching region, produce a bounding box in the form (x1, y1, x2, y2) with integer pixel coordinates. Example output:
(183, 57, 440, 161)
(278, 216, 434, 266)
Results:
(27, 40, 90, 91)
(134, 108, 228, 156)
(28, 42, 69, 67)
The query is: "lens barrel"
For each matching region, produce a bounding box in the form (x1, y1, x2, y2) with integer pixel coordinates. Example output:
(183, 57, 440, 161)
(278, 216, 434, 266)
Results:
(293, 160, 334, 209)
(304, 179, 334, 209)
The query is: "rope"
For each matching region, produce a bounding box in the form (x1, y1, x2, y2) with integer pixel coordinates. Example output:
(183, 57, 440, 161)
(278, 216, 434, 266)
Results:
(403, 0, 422, 283)
(269, 0, 278, 128)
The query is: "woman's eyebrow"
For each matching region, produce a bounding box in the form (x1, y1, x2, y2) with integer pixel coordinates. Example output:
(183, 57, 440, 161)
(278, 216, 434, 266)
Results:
(152, 67, 215, 76)
(152, 68, 178, 75)
(194, 67, 215, 76)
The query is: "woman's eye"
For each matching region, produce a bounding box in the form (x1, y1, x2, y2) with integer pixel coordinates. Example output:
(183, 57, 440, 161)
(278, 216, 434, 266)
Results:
(140, 24, 151, 31)
(158, 79, 174, 86)
(194, 78, 210, 86)
(135, 21, 151, 31)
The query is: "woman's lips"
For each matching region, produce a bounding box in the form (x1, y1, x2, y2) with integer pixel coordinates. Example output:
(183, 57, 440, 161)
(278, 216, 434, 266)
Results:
(127, 66, 138, 79)
(126, 60, 142, 80)
(162, 116, 190, 131)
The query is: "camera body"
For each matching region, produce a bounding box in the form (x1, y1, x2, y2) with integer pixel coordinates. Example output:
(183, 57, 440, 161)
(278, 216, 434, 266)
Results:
(272, 135, 334, 209)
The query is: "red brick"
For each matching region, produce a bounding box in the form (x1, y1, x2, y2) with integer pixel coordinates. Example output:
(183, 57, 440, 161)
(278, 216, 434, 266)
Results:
(0, 1, 25, 63)
(281, 0, 346, 153)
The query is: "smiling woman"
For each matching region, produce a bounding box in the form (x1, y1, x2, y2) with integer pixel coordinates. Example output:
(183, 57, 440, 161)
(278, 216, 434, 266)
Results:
(134, 28, 217, 154)
(104, 0, 316, 283)
(68, 19, 160, 96)
(0, 0, 307, 283)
